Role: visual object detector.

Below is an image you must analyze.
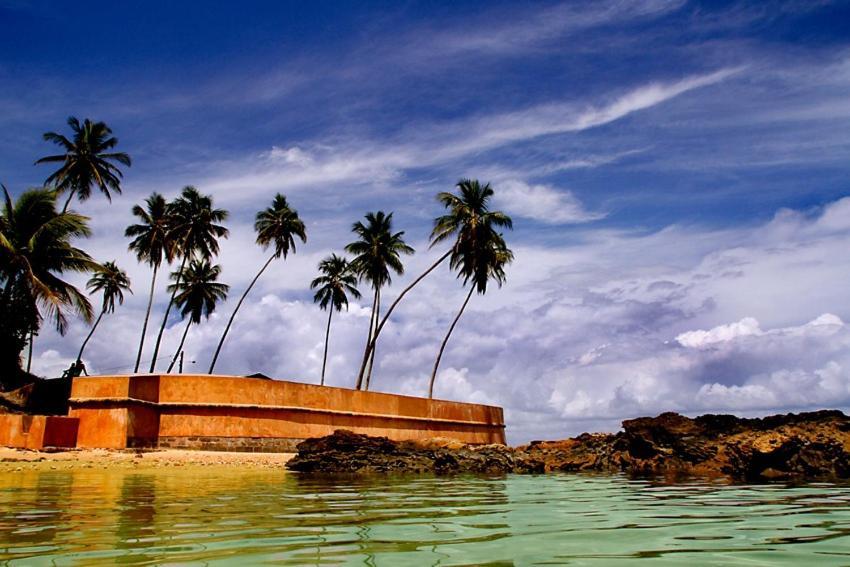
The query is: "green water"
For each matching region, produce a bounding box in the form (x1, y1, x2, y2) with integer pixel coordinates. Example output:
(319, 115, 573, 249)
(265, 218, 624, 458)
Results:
(1, 468, 850, 565)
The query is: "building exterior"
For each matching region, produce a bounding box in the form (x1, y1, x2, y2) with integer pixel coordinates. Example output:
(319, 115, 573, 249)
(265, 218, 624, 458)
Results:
(54, 374, 506, 451)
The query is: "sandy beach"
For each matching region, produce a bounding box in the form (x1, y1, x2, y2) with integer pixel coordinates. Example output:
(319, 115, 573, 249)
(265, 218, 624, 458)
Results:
(0, 447, 294, 472)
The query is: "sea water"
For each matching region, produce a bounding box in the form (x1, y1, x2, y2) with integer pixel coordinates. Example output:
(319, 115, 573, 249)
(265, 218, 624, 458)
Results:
(0, 467, 849, 565)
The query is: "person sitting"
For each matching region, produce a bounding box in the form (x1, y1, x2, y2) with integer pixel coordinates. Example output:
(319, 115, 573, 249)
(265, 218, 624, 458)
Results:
(61, 360, 89, 379)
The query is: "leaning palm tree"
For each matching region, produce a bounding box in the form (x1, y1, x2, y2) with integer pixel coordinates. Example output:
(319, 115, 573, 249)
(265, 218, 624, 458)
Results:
(208, 194, 306, 373)
(165, 260, 229, 373)
(354, 179, 512, 387)
(0, 186, 100, 381)
(77, 261, 132, 362)
(35, 117, 132, 212)
(345, 211, 414, 390)
(125, 193, 174, 372)
(429, 236, 513, 398)
(149, 186, 228, 372)
(310, 254, 360, 385)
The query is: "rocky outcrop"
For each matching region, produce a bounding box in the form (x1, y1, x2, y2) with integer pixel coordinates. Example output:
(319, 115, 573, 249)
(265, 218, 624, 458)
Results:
(286, 410, 850, 481)
(286, 430, 543, 474)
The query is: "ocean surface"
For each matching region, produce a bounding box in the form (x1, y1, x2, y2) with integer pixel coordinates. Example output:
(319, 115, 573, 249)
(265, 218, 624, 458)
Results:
(1, 467, 849, 565)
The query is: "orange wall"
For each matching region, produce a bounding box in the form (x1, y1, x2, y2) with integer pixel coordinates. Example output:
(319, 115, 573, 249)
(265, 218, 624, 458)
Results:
(0, 415, 78, 450)
(68, 374, 506, 449)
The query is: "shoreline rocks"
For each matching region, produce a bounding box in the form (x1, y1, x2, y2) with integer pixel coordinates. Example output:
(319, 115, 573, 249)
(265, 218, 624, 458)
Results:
(286, 410, 850, 481)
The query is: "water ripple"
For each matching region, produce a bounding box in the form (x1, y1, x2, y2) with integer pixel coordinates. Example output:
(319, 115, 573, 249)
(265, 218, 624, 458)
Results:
(0, 469, 848, 565)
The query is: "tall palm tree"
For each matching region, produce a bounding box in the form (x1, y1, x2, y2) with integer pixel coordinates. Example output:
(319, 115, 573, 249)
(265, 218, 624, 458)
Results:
(35, 117, 132, 212)
(345, 211, 414, 390)
(208, 194, 306, 373)
(125, 193, 174, 372)
(429, 236, 513, 398)
(354, 179, 513, 387)
(310, 254, 360, 385)
(149, 186, 228, 372)
(165, 260, 229, 373)
(77, 261, 132, 362)
(0, 186, 99, 381)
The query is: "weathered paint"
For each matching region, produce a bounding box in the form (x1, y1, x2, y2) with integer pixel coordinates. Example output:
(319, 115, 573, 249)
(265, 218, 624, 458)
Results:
(67, 374, 506, 450)
(0, 414, 79, 450)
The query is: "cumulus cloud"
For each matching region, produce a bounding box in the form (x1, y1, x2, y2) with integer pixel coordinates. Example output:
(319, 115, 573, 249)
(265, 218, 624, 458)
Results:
(676, 317, 762, 348)
(29, 196, 850, 444)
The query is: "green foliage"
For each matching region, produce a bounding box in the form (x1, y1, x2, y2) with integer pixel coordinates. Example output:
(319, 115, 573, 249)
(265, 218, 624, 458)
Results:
(36, 117, 131, 208)
(87, 261, 132, 314)
(168, 186, 229, 260)
(345, 211, 414, 289)
(0, 186, 100, 378)
(256, 193, 306, 258)
(432, 179, 514, 293)
(168, 259, 229, 324)
(125, 192, 174, 268)
(311, 254, 360, 311)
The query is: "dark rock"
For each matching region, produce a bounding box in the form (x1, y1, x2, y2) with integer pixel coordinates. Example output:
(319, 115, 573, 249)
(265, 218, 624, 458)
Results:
(287, 411, 850, 481)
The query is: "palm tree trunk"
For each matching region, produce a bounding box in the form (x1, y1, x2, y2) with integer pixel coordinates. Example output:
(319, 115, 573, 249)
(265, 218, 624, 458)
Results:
(355, 249, 452, 385)
(208, 254, 275, 374)
(149, 254, 188, 372)
(429, 286, 475, 399)
(166, 319, 193, 373)
(77, 309, 105, 362)
(133, 265, 158, 373)
(355, 286, 379, 390)
(364, 288, 380, 391)
(320, 307, 333, 386)
(26, 331, 33, 374)
(61, 189, 77, 213)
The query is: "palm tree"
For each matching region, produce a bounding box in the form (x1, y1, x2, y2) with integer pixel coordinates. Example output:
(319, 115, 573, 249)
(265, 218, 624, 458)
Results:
(77, 261, 132, 363)
(0, 186, 99, 381)
(345, 211, 414, 390)
(429, 236, 513, 398)
(165, 260, 229, 373)
(208, 194, 306, 373)
(125, 193, 174, 372)
(35, 117, 132, 212)
(149, 186, 228, 372)
(310, 254, 360, 385)
(354, 179, 513, 387)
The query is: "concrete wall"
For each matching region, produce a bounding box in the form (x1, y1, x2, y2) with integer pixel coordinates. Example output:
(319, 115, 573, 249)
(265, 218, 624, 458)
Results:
(0, 414, 78, 450)
(68, 374, 506, 451)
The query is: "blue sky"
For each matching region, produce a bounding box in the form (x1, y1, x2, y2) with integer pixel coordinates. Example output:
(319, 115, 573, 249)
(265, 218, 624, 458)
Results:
(2, 0, 850, 442)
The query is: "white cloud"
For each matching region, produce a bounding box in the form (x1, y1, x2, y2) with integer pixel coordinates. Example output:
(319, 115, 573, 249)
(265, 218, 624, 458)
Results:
(676, 317, 762, 348)
(495, 180, 605, 224)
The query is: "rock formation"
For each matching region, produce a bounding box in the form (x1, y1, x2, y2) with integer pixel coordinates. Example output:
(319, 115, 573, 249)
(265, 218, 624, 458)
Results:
(286, 410, 850, 481)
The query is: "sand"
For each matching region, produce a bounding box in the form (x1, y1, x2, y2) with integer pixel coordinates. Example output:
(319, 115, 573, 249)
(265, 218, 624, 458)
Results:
(0, 447, 294, 472)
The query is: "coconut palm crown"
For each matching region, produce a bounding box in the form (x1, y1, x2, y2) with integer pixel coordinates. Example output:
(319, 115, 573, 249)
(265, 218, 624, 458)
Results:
(168, 260, 229, 324)
(346, 211, 414, 288)
(87, 261, 132, 314)
(35, 117, 131, 211)
(311, 254, 360, 311)
(256, 193, 307, 258)
(0, 186, 99, 334)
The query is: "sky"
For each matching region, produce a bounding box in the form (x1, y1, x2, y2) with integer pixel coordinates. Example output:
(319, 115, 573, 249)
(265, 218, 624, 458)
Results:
(2, 0, 850, 443)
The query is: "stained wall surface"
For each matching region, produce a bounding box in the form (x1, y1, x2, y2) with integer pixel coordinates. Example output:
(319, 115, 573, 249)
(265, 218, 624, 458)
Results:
(68, 374, 506, 451)
(0, 415, 79, 450)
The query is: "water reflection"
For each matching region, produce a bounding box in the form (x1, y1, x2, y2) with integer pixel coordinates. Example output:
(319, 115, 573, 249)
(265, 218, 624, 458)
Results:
(0, 468, 848, 565)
